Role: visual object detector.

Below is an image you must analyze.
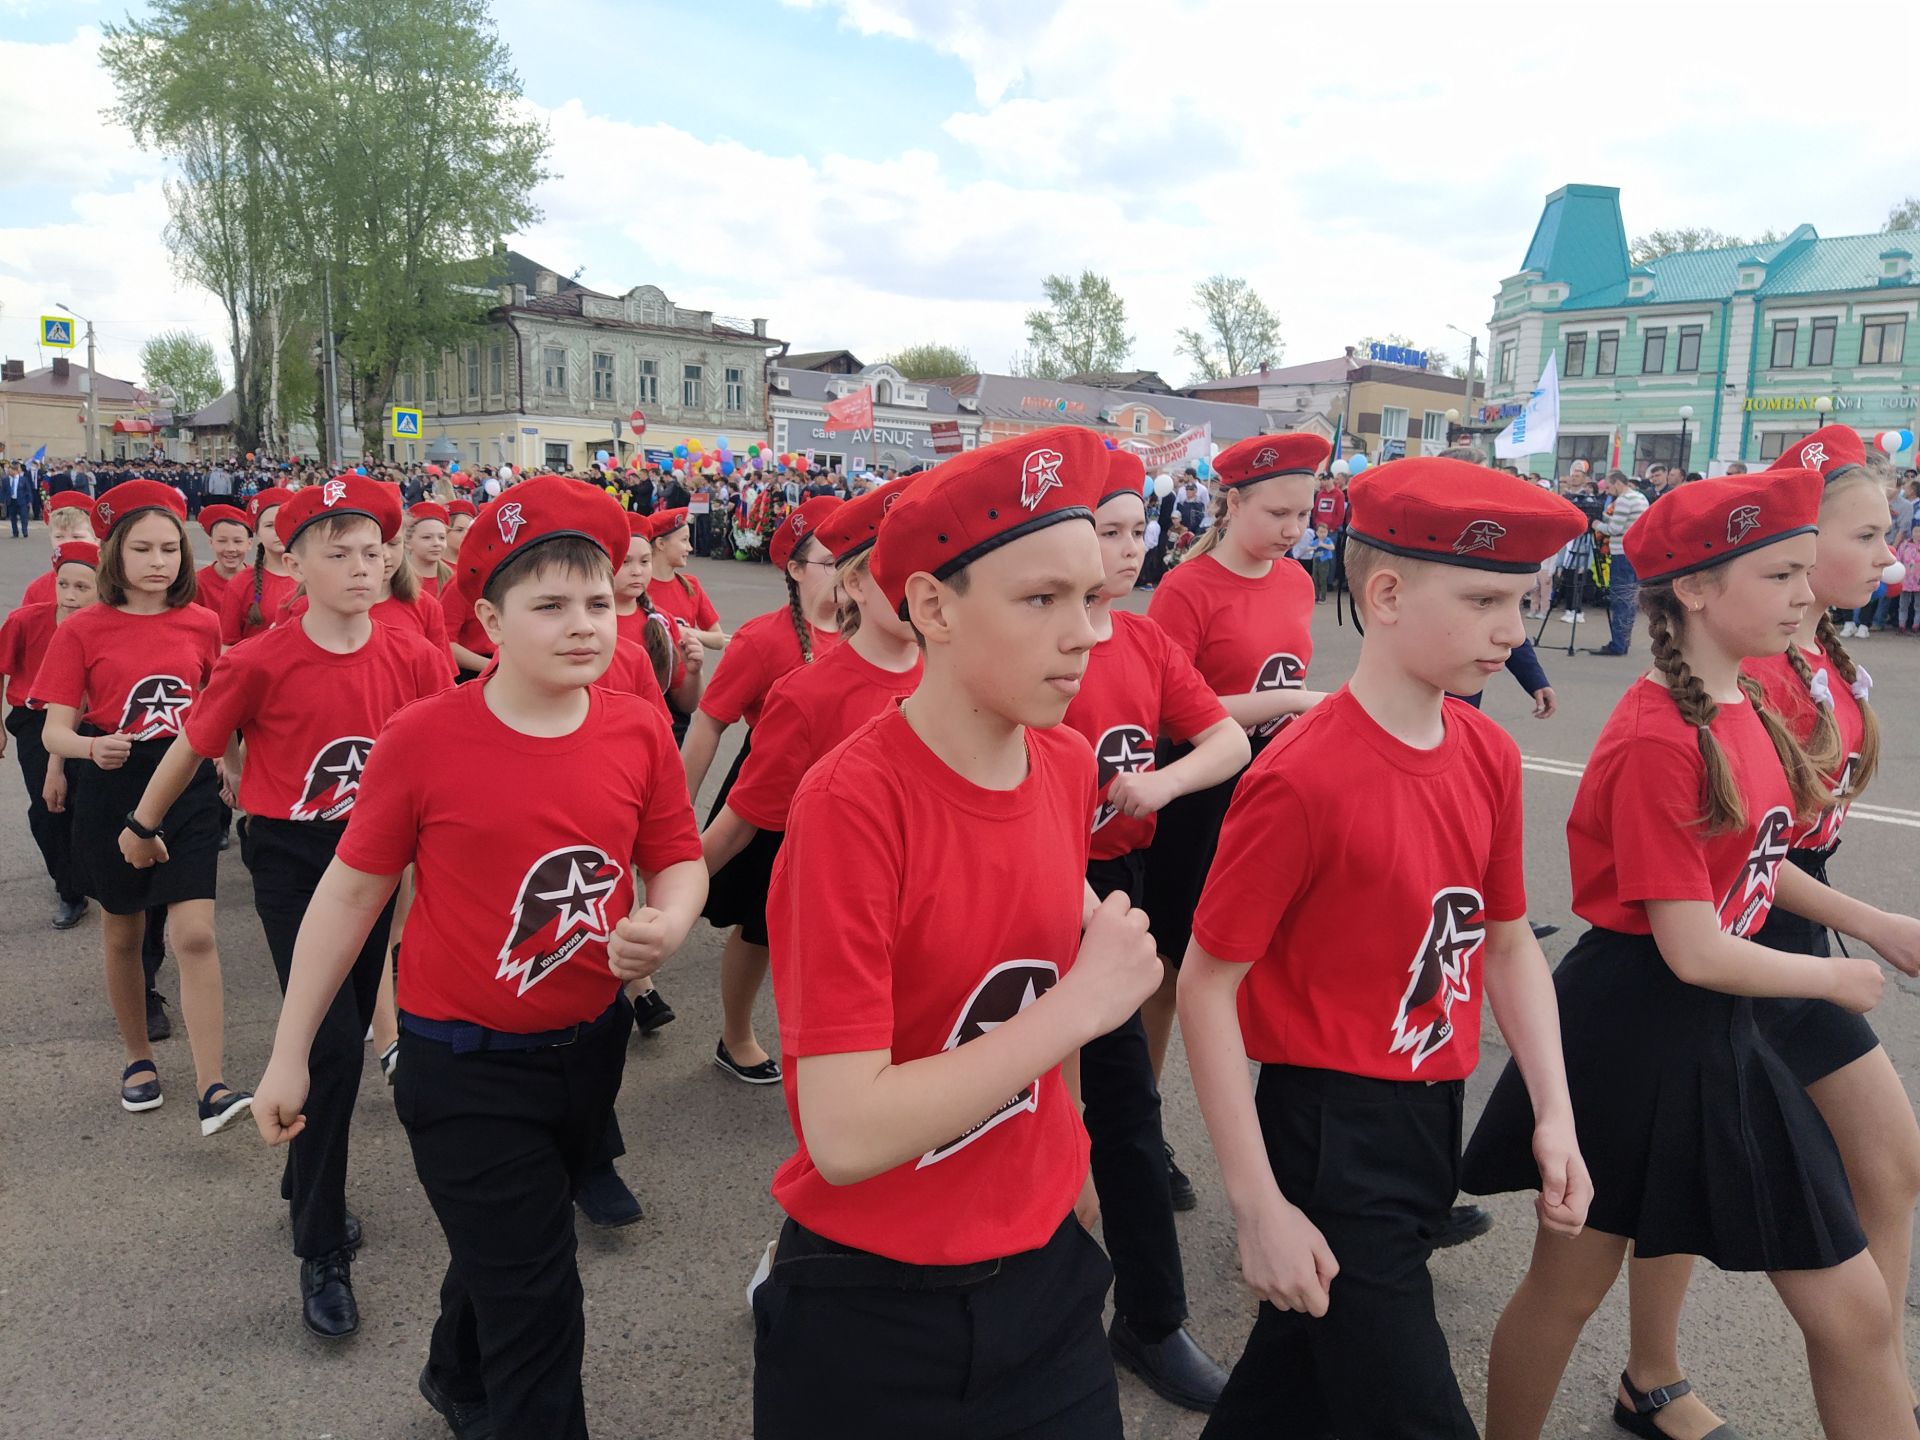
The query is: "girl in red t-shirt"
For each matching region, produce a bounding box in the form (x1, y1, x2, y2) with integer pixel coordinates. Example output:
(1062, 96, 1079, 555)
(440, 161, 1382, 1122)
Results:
(443, 498, 475, 561)
(405, 503, 451, 599)
(1618, 458, 1920, 1439)
(685, 497, 842, 1084)
(35, 483, 249, 1136)
(1464, 471, 1920, 1439)
(220, 487, 295, 645)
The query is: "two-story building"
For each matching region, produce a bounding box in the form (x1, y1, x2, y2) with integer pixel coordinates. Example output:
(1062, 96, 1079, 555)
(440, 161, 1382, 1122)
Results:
(1185, 350, 1483, 460)
(769, 363, 984, 471)
(1485, 184, 1919, 476)
(397, 251, 781, 473)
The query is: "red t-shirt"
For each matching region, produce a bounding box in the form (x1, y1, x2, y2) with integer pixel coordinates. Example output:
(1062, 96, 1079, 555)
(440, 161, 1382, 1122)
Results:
(1193, 686, 1526, 1081)
(0, 602, 59, 707)
(726, 644, 924, 831)
(440, 578, 495, 663)
(768, 709, 1095, 1264)
(184, 619, 450, 821)
(1744, 645, 1861, 852)
(336, 682, 702, 1031)
(20, 568, 55, 608)
(31, 603, 222, 740)
(698, 607, 839, 730)
(649, 572, 719, 631)
(1063, 610, 1227, 860)
(284, 591, 453, 668)
(1147, 551, 1314, 738)
(195, 564, 242, 616)
(218, 566, 298, 645)
(599, 635, 673, 725)
(414, 571, 442, 601)
(1311, 489, 1347, 531)
(1568, 678, 1795, 939)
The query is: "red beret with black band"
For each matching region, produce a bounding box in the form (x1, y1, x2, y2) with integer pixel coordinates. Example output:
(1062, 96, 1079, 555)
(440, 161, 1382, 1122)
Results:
(55, 541, 100, 570)
(1345, 457, 1586, 574)
(870, 425, 1106, 614)
(1625, 468, 1822, 584)
(1213, 432, 1331, 490)
(446, 499, 478, 519)
(245, 486, 293, 524)
(197, 503, 253, 536)
(408, 501, 450, 527)
(1767, 424, 1866, 483)
(92, 479, 187, 540)
(276, 475, 404, 548)
(770, 495, 844, 570)
(459, 474, 631, 602)
(814, 477, 919, 563)
(1101, 448, 1147, 508)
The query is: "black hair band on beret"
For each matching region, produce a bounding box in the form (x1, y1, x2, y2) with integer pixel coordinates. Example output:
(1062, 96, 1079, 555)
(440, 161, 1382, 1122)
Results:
(1343, 527, 1545, 576)
(1220, 465, 1319, 489)
(1097, 487, 1147, 508)
(1637, 523, 1818, 584)
(902, 506, 1095, 617)
(1822, 463, 1866, 484)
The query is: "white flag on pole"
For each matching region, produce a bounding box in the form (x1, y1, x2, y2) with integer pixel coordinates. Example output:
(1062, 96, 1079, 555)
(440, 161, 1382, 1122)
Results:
(1494, 353, 1559, 459)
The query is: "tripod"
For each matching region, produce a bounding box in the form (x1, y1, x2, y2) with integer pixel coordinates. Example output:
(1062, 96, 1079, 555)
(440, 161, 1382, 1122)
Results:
(1534, 532, 1598, 658)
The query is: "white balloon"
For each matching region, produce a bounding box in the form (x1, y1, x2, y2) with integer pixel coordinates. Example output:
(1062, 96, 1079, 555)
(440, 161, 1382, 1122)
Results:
(1883, 561, 1907, 588)
(1152, 475, 1175, 498)
(1331, 459, 1351, 478)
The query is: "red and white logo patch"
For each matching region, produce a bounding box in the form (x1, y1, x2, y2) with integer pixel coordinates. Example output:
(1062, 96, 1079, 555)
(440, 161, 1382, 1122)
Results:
(496, 501, 526, 545)
(1020, 448, 1065, 511)
(1727, 504, 1762, 545)
(1253, 445, 1280, 468)
(321, 479, 348, 506)
(96, 502, 114, 526)
(1453, 520, 1506, 555)
(789, 513, 807, 537)
(1800, 441, 1828, 471)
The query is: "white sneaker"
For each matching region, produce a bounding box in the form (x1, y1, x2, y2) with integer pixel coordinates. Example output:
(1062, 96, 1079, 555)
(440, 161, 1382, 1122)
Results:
(1560, 610, 1574, 623)
(1840, 622, 1858, 638)
(746, 1238, 777, 1309)
(1852, 627, 1870, 641)
(1572, 611, 1586, 624)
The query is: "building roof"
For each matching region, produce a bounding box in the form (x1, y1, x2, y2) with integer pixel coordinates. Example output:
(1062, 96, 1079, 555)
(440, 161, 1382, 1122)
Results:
(1184, 356, 1356, 392)
(184, 391, 237, 428)
(1061, 369, 1173, 394)
(0, 362, 144, 404)
(499, 287, 778, 346)
(782, 349, 865, 372)
(1520, 184, 1632, 301)
(958, 373, 1293, 443)
(771, 366, 976, 416)
(481, 246, 600, 298)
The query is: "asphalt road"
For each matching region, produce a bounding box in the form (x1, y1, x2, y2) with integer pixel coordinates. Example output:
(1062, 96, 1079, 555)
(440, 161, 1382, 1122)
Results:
(3, 533, 1917, 1439)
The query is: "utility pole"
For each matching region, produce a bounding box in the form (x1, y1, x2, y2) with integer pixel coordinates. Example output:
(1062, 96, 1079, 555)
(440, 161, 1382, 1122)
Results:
(59, 304, 98, 461)
(1463, 336, 1480, 425)
(322, 268, 343, 467)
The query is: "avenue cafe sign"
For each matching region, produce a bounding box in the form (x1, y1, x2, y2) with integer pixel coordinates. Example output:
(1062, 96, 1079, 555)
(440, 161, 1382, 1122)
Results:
(1744, 393, 1918, 411)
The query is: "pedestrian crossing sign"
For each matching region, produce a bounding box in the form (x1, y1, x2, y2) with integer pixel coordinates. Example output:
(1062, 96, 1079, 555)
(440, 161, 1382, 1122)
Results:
(40, 317, 75, 349)
(389, 407, 423, 439)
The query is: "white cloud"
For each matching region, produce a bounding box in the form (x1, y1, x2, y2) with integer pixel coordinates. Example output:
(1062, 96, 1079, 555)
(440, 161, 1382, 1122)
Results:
(0, 28, 160, 190)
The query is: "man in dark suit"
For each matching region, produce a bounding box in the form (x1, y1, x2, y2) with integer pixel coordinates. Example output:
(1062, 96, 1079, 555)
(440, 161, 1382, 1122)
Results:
(5, 464, 32, 537)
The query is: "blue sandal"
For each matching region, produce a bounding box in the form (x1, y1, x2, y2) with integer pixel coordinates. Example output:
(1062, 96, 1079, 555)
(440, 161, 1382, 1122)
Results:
(197, 1081, 254, 1137)
(121, 1060, 163, 1113)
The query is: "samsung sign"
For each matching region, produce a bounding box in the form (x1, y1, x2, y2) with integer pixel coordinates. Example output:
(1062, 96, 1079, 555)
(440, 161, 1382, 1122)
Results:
(1368, 343, 1429, 370)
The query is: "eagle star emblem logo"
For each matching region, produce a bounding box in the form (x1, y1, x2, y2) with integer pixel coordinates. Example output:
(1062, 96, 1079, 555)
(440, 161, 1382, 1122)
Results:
(1453, 520, 1507, 555)
(1727, 505, 1762, 545)
(1800, 441, 1828, 470)
(496, 501, 526, 545)
(321, 479, 348, 506)
(1253, 445, 1280, 468)
(1020, 448, 1065, 511)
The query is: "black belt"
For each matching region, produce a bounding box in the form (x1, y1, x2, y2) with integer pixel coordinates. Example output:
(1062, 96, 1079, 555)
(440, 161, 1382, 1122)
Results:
(770, 1218, 1017, 1292)
(399, 997, 623, 1055)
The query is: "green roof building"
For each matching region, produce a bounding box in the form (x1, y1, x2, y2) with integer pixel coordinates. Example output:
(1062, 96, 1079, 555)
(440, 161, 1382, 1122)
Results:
(1485, 184, 1918, 475)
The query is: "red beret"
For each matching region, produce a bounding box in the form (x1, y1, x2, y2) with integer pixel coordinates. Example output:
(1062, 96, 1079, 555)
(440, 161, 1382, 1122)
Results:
(197, 503, 253, 535)
(446, 499, 478, 519)
(770, 495, 844, 570)
(1346, 457, 1586, 573)
(93, 479, 187, 540)
(408, 502, 450, 526)
(1101, 449, 1147, 508)
(459, 474, 630, 601)
(1626, 468, 1822, 583)
(245, 486, 293, 523)
(46, 490, 95, 515)
(1767, 424, 1867, 482)
(276, 475, 404, 548)
(625, 512, 652, 540)
(815, 476, 920, 563)
(871, 426, 1105, 614)
(54, 541, 100, 570)
(649, 506, 689, 538)
(1213, 433, 1330, 489)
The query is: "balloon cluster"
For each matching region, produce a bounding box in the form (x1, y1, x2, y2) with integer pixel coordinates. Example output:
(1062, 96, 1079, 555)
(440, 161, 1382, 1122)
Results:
(653, 434, 779, 479)
(1875, 429, 1914, 454)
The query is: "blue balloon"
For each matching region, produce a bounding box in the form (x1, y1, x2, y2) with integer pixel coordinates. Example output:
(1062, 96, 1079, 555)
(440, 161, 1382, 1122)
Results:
(1347, 453, 1370, 474)
(448, 460, 459, 473)
(674, 443, 689, 459)
(720, 460, 735, 476)
(354, 467, 365, 475)
(1195, 459, 1213, 480)
(716, 435, 730, 451)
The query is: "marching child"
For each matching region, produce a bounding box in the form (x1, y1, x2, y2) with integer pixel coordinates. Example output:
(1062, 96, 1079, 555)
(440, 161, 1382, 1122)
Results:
(681, 495, 840, 1083)
(120, 475, 448, 1340)
(219, 486, 295, 645)
(1063, 448, 1248, 1412)
(441, 566, 493, 679)
(647, 507, 728, 649)
(1, 540, 99, 928)
(33, 481, 250, 1134)
(1179, 456, 1592, 1438)
(444, 497, 476, 559)
(194, 503, 253, 618)
(754, 426, 1162, 1438)
(251, 475, 707, 1438)
(1611, 427, 1920, 1438)
(405, 502, 452, 599)
(19, 490, 97, 605)
(700, 480, 921, 1078)
(1462, 468, 1920, 1440)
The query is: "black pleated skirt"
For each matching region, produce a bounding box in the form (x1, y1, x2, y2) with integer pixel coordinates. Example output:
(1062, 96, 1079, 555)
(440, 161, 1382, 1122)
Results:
(1752, 846, 1881, 1089)
(1140, 730, 1267, 965)
(702, 731, 785, 947)
(71, 729, 221, 915)
(1461, 925, 1865, 1273)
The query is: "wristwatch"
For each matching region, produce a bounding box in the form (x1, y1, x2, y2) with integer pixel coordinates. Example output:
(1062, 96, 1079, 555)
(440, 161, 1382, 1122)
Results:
(123, 811, 166, 841)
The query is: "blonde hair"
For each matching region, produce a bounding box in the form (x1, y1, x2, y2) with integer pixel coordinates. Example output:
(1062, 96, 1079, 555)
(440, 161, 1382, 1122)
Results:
(833, 551, 871, 637)
(1184, 491, 1233, 563)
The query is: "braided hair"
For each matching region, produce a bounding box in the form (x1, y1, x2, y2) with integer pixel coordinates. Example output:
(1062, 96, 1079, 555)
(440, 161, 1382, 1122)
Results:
(634, 584, 675, 693)
(784, 534, 822, 663)
(1642, 581, 1828, 833)
(833, 551, 868, 638)
(246, 541, 269, 631)
(1811, 609, 1881, 801)
(1184, 491, 1233, 562)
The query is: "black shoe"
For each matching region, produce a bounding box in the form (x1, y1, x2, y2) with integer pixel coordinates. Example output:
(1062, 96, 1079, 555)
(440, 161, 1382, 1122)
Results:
(197, 1082, 253, 1137)
(713, 1039, 782, 1085)
(120, 1059, 163, 1113)
(419, 1365, 496, 1440)
(218, 828, 231, 851)
(1165, 1143, 1197, 1212)
(1431, 1203, 1495, 1250)
(1109, 1315, 1229, 1414)
(1584, 646, 1628, 656)
(300, 1249, 359, 1339)
(1612, 1371, 1746, 1439)
(574, 1161, 643, 1228)
(52, 896, 87, 930)
(343, 1209, 363, 1253)
(1530, 922, 1560, 941)
(630, 987, 675, 1035)
(145, 991, 172, 1042)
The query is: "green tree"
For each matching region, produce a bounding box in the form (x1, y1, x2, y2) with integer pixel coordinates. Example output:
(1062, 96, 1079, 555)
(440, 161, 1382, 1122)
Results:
(1023, 271, 1132, 379)
(1628, 226, 1783, 265)
(1174, 274, 1282, 382)
(1886, 197, 1920, 231)
(881, 342, 977, 380)
(139, 329, 223, 416)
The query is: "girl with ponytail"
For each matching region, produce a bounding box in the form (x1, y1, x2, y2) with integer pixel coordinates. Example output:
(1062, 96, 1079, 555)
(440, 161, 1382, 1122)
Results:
(1613, 430, 1920, 1440)
(218, 487, 295, 646)
(1463, 467, 1920, 1440)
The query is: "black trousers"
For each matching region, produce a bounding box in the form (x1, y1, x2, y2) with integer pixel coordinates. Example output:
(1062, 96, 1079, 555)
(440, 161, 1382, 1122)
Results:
(1082, 853, 1186, 1336)
(396, 1001, 632, 1440)
(1203, 1066, 1476, 1440)
(753, 1216, 1123, 1439)
(8, 708, 81, 903)
(243, 816, 397, 1258)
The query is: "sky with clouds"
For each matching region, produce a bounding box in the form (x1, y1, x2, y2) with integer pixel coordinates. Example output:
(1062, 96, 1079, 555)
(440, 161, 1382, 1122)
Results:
(3, 0, 1917, 395)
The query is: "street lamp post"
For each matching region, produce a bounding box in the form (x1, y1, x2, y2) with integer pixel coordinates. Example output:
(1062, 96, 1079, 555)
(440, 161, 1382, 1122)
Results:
(1677, 404, 1693, 474)
(1446, 323, 1481, 427)
(1815, 394, 1833, 427)
(56, 303, 97, 463)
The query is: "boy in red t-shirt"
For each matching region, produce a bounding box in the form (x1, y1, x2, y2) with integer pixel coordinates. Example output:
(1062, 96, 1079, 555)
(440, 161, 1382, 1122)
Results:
(1178, 456, 1593, 1438)
(754, 427, 1162, 1439)
(121, 475, 447, 1341)
(250, 477, 707, 1438)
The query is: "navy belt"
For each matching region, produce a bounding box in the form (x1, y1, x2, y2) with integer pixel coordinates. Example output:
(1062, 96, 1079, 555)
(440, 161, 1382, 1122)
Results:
(399, 998, 623, 1055)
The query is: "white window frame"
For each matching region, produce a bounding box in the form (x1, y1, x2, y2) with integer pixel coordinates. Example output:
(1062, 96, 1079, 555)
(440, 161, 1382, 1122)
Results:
(591, 351, 615, 402)
(542, 347, 567, 392)
(1380, 405, 1410, 453)
(725, 366, 745, 412)
(682, 363, 702, 408)
(639, 359, 659, 406)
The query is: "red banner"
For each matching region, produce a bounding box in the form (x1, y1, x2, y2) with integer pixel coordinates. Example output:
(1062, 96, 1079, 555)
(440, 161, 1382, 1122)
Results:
(822, 388, 875, 434)
(929, 419, 962, 455)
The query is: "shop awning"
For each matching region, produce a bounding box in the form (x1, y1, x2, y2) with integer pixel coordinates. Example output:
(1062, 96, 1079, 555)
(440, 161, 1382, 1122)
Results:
(112, 417, 158, 434)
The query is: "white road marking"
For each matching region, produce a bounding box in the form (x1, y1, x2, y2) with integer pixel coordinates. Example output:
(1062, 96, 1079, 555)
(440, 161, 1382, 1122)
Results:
(1520, 756, 1920, 829)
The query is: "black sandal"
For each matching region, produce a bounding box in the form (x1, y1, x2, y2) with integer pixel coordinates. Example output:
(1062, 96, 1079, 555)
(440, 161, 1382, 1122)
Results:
(120, 1059, 163, 1113)
(1613, 1372, 1746, 1439)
